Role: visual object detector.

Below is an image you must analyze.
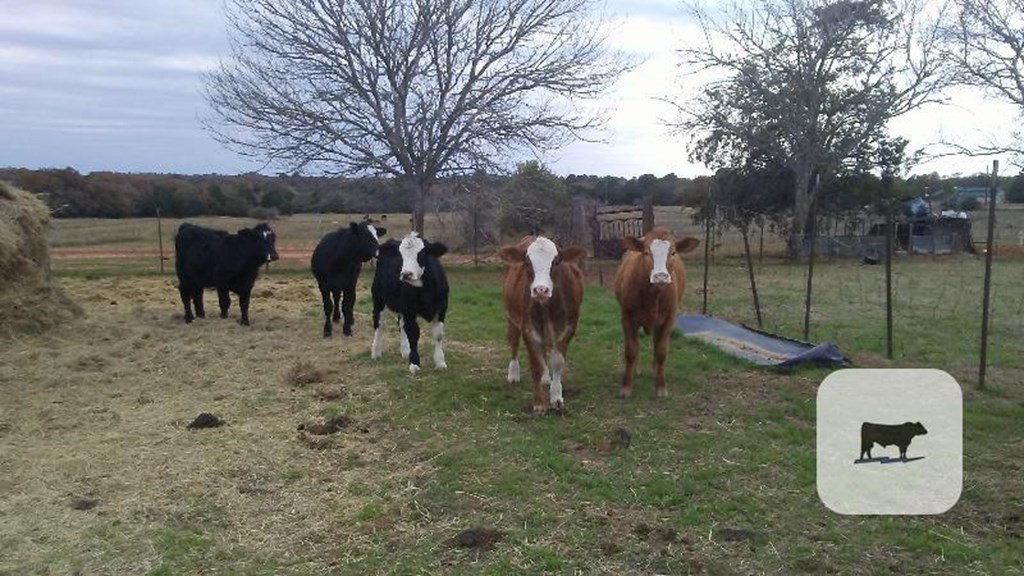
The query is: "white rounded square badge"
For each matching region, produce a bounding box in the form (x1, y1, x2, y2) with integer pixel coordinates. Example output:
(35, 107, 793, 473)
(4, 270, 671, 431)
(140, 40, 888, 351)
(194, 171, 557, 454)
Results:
(816, 369, 962, 515)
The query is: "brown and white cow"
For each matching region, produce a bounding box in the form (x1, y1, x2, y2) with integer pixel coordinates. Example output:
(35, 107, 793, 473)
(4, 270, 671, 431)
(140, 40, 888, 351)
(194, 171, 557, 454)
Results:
(613, 228, 700, 399)
(498, 236, 587, 413)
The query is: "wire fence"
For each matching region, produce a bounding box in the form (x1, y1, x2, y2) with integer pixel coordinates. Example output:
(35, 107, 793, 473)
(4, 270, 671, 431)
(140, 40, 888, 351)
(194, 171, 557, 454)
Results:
(46, 199, 1024, 388)
(641, 201, 1024, 390)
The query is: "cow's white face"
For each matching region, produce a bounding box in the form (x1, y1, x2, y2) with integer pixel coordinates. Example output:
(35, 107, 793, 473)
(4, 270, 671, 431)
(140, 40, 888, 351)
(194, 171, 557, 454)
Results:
(399, 233, 426, 286)
(526, 236, 558, 300)
(255, 225, 279, 262)
(366, 224, 380, 257)
(648, 238, 672, 285)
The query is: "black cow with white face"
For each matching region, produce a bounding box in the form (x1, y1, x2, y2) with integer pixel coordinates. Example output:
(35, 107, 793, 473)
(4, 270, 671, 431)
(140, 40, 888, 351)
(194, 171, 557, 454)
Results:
(311, 221, 386, 337)
(175, 222, 279, 326)
(371, 232, 449, 374)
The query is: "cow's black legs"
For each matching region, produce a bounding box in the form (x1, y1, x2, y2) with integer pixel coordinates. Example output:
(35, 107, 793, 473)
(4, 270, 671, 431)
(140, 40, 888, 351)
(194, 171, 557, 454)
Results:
(320, 285, 334, 338)
(193, 289, 205, 318)
(341, 287, 355, 336)
(332, 290, 342, 324)
(179, 284, 195, 323)
(403, 313, 421, 374)
(238, 290, 251, 326)
(217, 288, 231, 319)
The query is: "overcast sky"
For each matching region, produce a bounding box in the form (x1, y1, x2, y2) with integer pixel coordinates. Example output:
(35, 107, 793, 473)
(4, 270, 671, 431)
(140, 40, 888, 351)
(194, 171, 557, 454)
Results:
(0, 0, 1018, 178)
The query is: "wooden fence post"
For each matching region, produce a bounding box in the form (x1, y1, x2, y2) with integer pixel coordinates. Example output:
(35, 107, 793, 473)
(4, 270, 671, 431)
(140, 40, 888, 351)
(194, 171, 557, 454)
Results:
(157, 208, 164, 274)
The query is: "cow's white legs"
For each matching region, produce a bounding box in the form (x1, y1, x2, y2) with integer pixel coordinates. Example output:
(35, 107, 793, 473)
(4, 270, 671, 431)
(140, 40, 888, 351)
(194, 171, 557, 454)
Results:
(371, 326, 383, 359)
(398, 315, 411, 360)
(548, 351, 565, 408)
(507, 358, 520, 384)
(431, 320, 447, 369)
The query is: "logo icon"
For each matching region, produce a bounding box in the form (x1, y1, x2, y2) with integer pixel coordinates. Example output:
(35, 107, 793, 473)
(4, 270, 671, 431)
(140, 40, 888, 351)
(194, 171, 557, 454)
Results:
(817, 369, 962, 515)
(857, 421, 928, 463)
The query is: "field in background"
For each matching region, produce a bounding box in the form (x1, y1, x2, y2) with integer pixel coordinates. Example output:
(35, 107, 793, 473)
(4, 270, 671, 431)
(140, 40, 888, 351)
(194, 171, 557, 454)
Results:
(45, 211, 1024, 378)
(2, 214, 1020, 574)
(2, 264, 1022, 575)
(46, 204, 1024, 264)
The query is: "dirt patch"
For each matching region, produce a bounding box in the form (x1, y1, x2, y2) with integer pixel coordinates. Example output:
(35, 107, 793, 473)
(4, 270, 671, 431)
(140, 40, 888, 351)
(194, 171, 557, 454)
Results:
(633, 522, 688, 546)
(69, 497, 99, 511)
(314, 388, 347, 401)
(187, 413, 225, 430)
(285, 360, 332, 387)
(297, 415, 351, 435)
(451, 527, 504, 550)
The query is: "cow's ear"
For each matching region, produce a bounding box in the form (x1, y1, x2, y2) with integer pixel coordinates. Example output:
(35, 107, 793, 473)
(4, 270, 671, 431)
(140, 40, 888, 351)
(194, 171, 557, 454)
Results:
(497, 245, 525, 265)
(559, 246, 587, 265)
(375, 227, 387, 236)
(378, 241, 399, 256)
(237, 228, 254, 237)
(621, 236, 644, 252)
(427, 242, 448, 258)
(676, 237, 700, 254)
(350, 222, 360, 232)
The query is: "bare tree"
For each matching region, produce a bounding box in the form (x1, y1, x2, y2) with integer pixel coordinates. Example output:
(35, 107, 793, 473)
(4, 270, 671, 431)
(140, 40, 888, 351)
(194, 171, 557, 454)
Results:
(940, 0, 1024, 161)
(671, 0, 950, 257)
(203, 0, 631, 232)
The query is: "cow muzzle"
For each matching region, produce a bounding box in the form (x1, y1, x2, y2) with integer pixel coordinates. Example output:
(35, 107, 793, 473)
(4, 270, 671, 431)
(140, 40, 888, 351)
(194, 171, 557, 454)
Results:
(531, 285, 552, 300)
(401, 271, 423, 287)
(268, 250, 280, 262)
(650, 271, 672, 285)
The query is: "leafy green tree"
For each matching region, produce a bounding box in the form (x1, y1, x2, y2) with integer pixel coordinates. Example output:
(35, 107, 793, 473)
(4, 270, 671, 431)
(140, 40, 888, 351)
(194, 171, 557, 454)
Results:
(1007, 172, 1024, 203)
(674, 0, 950, 257)
(499, 161, 570, 238)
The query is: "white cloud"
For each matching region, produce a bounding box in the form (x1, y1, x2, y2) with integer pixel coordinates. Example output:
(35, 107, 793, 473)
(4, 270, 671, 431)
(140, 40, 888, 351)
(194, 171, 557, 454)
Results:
(0, 0, 1020, 178)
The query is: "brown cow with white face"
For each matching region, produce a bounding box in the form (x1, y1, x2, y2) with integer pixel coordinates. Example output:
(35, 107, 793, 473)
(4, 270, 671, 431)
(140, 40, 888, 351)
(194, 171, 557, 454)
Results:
(498, 236, 587, 413)
(613, 228, 700, 399)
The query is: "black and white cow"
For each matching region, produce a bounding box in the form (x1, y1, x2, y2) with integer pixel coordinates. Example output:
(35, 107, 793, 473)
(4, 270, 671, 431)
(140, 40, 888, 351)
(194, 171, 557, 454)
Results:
(175, 222, 279, 326)
(371, 232, 449, 374)
(310, 221, 386, 337)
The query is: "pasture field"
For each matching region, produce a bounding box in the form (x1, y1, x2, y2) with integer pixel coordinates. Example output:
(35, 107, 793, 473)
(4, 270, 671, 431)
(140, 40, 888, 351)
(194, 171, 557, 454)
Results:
(1, 218, 1022, 575)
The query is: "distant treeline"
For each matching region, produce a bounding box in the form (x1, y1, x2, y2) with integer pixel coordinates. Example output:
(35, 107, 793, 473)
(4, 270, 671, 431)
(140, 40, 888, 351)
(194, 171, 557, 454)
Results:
(0, 166, 1016, 219)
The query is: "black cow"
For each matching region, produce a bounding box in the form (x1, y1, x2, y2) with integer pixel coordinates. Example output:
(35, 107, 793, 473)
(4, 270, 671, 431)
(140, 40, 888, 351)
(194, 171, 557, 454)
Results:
(175, 222, 279, 326)
(310, 221, 386, 337)
(371, 232, 449, 374)
(860, 421, 928, 460)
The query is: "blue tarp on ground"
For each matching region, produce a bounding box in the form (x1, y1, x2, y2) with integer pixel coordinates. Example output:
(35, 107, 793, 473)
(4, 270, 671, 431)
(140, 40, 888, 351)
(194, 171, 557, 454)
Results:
(675, 314, 850, 369)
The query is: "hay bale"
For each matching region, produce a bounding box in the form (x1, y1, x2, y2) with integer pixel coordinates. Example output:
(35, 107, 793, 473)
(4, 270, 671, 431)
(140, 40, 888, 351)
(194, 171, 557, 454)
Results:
(0, 181, 82, 338)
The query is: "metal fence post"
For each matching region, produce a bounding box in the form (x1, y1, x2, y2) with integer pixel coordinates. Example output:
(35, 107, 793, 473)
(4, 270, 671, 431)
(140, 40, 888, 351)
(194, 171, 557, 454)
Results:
(979, 160, 999, 390)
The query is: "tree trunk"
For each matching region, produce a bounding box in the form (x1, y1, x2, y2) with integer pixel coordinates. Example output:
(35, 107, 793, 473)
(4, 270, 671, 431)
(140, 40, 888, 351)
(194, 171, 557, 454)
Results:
(412, 181, 428, 234)
(787, 167, 816, 259)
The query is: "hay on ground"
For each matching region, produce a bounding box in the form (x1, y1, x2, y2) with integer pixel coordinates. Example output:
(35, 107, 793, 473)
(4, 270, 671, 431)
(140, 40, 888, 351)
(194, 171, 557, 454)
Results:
(0, 181, 82, 337)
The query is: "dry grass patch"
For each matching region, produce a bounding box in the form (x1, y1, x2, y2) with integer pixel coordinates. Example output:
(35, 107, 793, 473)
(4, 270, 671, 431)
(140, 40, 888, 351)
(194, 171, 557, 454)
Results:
(0, 274, 435, 574)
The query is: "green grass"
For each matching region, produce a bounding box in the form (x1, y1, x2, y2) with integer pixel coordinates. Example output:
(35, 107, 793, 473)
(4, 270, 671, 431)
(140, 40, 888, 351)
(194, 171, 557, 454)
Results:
(5, 216, 1024, 574)
(322, 268, 1021, 574)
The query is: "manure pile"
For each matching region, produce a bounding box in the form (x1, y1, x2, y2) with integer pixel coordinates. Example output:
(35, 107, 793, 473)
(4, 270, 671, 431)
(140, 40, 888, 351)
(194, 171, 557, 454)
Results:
(0, 181, 81, 337)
